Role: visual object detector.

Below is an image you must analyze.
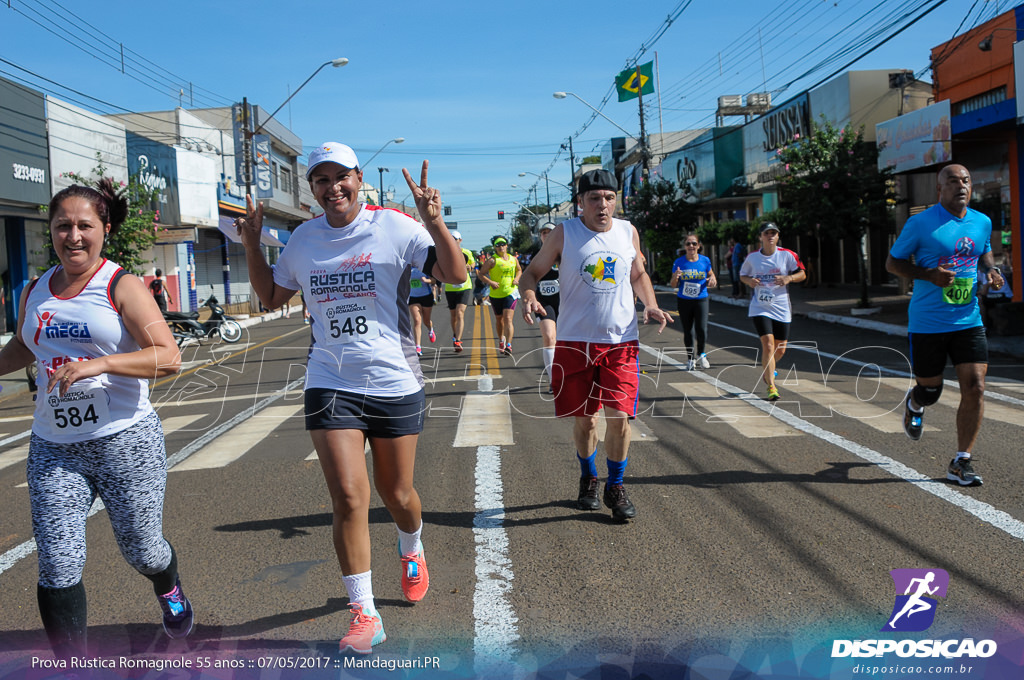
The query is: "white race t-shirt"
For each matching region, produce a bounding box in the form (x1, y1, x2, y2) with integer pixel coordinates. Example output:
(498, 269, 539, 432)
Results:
(25, 260, 154, 443)
(273, 205, 433, 397)
(740, 247, 804, 322)
(556, 217, 639, 343)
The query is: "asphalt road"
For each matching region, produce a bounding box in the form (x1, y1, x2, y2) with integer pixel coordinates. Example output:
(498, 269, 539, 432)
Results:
(1, 293, 1023, 679)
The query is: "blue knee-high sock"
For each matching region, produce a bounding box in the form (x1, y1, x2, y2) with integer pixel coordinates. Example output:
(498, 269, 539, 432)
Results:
(606, 458, 628, 486)
(577, 450, 598, 478)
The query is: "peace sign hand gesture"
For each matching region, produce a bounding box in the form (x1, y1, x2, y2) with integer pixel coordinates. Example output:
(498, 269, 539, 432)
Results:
(403, 160, 442, 221)
(235, 194, 264, 250)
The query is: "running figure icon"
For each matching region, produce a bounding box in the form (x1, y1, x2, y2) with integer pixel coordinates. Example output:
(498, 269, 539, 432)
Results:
(887, 571, 939, 629)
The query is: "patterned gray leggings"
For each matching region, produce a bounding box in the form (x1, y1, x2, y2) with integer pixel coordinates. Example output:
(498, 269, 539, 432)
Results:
(27, 411, 173, 588)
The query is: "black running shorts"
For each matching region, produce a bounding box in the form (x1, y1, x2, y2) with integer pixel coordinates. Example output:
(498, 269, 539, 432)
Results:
(304, 388, 426, 437)
(909, 326, 988, 378)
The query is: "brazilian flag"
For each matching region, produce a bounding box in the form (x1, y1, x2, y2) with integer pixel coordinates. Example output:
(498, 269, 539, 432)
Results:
(615, 62, 654, 102)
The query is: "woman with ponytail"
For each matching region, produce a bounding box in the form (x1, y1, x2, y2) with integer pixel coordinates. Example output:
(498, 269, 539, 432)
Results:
(0, 179, 189, 659)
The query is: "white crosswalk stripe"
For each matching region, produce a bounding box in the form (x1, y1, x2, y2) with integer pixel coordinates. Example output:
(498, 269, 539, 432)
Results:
(0, 443, 28, 473)
(878, 377, 1023, 427)
(170, 404, 304, 471)
(668, 381, 802, 438)
(779, 375, 938, 434)
(454, 392, 514, 448)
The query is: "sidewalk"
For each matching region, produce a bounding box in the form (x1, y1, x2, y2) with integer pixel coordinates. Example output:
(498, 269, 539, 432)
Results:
(0, 305, 300, 405)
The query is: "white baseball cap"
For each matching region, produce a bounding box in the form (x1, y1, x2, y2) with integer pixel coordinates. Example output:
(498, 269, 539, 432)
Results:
(305, 142, 360, 179)
(539, 222, 556, 232)
(451, 230, 462, 240)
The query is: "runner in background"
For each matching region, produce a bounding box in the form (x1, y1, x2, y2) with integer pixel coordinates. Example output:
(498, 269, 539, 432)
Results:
(478, 236, 521, 356)
(669, 233, 717, 370)
(444, 230, 474, 352)
(408, 265, 436, 356)
(739, 222, 805, 401)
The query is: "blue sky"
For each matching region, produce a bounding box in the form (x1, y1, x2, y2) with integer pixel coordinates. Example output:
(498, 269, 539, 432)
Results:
(0, 0, 1010, 250)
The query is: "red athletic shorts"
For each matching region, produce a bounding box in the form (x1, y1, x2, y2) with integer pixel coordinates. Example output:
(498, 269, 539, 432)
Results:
(552, 340, 640, 417)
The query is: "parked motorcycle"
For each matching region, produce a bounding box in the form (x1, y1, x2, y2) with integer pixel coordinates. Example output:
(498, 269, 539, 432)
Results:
(164, 295, 243, 346)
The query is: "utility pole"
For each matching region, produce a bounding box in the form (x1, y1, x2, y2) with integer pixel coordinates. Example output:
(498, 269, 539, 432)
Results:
(636, 65, 649, 179)
(566, 136, 578, 218)
(241, 96, 254, 198)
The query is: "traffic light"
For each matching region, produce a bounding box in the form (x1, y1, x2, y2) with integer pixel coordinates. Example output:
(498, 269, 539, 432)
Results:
(444, 205, 452, 216)
(498, 210, 505, 220)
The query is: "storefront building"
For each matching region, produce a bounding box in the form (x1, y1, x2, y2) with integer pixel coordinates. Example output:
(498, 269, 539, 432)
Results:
(0, 76, 50, 333)
(931, 5, 1021, 301)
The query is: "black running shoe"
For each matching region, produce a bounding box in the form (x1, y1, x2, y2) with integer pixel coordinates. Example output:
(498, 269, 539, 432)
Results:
(603, 483, 637, 521)
(903, 391, 923, 441)
(577, 476, 600, 510)
(947, 457, 983, 486)
(158, 579, 194, 639)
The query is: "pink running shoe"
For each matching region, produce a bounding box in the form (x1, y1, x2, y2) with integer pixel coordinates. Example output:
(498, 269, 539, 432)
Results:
(400, 549, 430, 603)
(338, 603, 386, 654)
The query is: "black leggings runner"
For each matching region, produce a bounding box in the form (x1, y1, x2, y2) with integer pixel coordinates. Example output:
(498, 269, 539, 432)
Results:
(675, 297, 709, 358)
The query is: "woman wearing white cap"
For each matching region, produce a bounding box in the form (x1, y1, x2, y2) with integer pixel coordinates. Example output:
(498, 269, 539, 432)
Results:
(235, 143, 466, 654)
(739, 222, 805, 400)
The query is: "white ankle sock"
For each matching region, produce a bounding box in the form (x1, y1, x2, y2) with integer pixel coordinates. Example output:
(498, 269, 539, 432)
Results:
(342, 571, 375, 615)
(397, 521, 423, 557)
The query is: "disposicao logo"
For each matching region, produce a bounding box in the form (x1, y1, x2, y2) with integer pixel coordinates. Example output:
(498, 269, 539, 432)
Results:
(882, 568, 948, 632)
(831, 568, 998, 660)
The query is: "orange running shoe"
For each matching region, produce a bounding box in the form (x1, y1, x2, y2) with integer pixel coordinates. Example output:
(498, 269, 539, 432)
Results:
(400, 549, 429, 603)
(338, 603, 386, 654)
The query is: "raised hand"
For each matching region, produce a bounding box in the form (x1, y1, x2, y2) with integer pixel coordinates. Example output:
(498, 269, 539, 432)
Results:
(402, 161, 442, 220)
(235, 194, 265, 249)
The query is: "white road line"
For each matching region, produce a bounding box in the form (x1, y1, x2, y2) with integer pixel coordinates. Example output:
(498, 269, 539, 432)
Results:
(0, 440, 28, 473)
(643, 343, 1024, 543)
(0, 443, 28, 472)
(170, 403, 303, 471)
(473, 444, 519, 674)
(0, 430, 31, 448)
(668, 381, 801, 438)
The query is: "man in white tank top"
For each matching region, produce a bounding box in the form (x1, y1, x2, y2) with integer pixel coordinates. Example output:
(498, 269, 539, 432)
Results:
(520, 169, 671, 521)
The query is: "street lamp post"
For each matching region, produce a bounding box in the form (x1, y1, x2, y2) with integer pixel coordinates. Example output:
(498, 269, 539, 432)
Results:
(519, 171, 551, 221)
(242, 57, 349, 198)
(362, 137, 405, 168)
(553, 90, 649, 178)
(378, 167, 388, 207)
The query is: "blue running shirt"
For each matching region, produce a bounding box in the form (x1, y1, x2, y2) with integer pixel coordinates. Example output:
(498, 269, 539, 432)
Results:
(889, 204, 991, 333)
(671, 254, 713, 299)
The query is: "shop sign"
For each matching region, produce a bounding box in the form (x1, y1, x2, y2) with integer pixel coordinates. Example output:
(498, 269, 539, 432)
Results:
(12, 163, 45, 184)
(876, 100, 952, 173)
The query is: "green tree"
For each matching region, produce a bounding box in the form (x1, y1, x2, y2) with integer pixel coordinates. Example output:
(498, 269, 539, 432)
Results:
(580, 155, 602, 166)
(624, 178, 699, 283)
(776, 117, 896, 307)
(43, 156, 161, 276)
